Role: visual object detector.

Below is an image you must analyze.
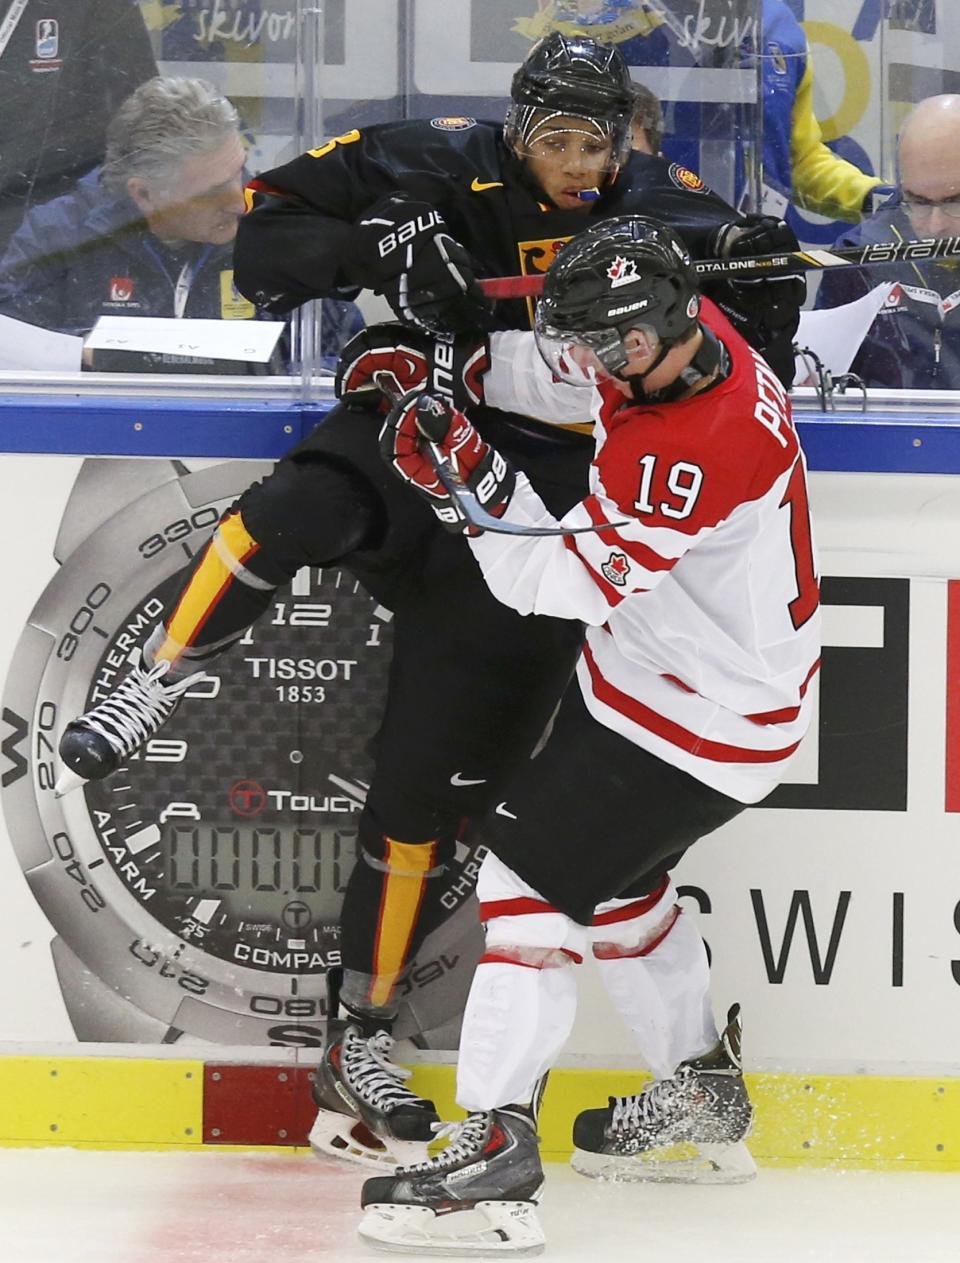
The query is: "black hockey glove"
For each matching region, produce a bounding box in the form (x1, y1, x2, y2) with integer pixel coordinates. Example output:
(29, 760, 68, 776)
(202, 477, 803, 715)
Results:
(335, 322, 490, 413)
(380, 391, 515, 534)
(347, 195, 493, 335)
(704, 214, 805, 389)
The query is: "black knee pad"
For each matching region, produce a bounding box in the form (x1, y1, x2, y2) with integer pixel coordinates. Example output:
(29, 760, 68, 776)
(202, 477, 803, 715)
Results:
(238, 452, 375, 567)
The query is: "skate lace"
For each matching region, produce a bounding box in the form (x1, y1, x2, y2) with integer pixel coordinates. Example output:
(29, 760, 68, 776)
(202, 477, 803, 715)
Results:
(342, 1030, 427, 1112)
(397, 1111, 490, 1175)
(75, 656, 207, 759)
(610, 1071, 692, 1135)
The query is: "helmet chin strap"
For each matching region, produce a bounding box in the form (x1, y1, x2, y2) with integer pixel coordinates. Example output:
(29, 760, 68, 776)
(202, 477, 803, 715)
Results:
(622, 325, 729, 404)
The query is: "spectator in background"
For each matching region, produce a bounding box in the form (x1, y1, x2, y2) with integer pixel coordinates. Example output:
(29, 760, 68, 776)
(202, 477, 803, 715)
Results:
(816, 95, 960, 391)
(629, 81, 663, 155)
(0, 0, 158, 252)
(760, 0, 882, 222)
(0, 76, 363, 370)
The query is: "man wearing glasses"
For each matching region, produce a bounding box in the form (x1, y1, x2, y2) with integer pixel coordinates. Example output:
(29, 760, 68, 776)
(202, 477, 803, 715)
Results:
(816, 94, 960, 390)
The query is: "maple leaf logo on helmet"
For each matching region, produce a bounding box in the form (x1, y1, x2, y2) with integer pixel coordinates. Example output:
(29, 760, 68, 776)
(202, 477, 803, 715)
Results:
(607, 255, 641, 289)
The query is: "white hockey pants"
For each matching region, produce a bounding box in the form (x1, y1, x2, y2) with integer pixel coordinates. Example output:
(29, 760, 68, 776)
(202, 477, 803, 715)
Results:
(456, 850, 718, 1112)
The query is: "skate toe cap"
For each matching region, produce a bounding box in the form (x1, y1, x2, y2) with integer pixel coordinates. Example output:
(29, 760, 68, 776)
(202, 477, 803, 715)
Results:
(361, 1174, 401, 1207)
(571, 1108, 610, 1152)
(389, 1103, 440, 1142)
(58, 727, 119, 780)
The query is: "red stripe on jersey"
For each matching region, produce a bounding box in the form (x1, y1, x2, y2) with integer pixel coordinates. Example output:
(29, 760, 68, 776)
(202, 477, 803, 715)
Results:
(583, 644, 802, 765)
(660, 660, 820, 726)
(662, 673, 696, 694)
(581, 495, 678, 572)
(746, 658, 821, 726)
(479, 897, 559, 922)
(246, 177, 284, 197)
(592, 877, 670, 925)
(562, 533, 627, 608)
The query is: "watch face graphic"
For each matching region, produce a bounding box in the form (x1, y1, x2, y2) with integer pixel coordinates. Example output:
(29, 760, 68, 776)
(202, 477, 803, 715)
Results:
(82, 563, 379, 975)
(1, 459, 484, 1046)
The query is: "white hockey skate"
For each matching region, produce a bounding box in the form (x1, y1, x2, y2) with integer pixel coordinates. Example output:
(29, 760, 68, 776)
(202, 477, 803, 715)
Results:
(359, 1109, 546, 1256)
(56, 649, 207, 795)
(309, 1022, 440, 1170)
(571, 1005, 757, 1185)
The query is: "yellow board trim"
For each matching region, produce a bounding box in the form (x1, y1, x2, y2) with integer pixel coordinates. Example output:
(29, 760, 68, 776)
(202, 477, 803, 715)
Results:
(1, 1056, 957, 1169)
(0, 1057, 203, 1148)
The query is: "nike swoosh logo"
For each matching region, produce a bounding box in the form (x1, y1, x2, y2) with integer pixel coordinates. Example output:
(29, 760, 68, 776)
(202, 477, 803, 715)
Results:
(450, 772, 488, 787)
(471, 178, 503, 192)
(495, 802, 518, 819)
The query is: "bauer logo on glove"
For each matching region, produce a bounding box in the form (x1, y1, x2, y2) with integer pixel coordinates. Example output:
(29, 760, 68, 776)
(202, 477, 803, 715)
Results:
(379, 390, 515, 534)
(335, 323, 490, 413)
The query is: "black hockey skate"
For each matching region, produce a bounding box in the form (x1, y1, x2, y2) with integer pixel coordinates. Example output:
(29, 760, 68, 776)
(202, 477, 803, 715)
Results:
(359, 1108, 546, 1256)
(571, 1005, 756, 1185)
(56, 649, 207, 795)
(309, 1020, 441, 1170)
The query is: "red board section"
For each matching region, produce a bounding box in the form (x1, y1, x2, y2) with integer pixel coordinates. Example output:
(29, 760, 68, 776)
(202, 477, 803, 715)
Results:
(947, 581, 960, 812)
(202, 1064, 317, 1146)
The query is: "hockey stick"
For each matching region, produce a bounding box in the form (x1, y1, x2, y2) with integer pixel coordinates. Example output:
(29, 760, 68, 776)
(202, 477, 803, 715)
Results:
(373, 373, 630, 539)
(479, 233, 960, 299)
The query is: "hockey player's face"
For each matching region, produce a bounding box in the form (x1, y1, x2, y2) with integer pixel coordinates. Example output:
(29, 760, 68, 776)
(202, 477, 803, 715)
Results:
(130, 134, 248, 246)
(519, 117, 615, 210)
(546, 325, 659, 387)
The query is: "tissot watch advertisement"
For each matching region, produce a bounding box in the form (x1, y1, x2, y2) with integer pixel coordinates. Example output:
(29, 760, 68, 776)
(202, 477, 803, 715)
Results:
(0, 457, 483, 1048)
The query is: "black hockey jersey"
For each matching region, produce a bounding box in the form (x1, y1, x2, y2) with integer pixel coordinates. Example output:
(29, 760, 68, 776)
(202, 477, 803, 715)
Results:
(235, 117, 749, 333)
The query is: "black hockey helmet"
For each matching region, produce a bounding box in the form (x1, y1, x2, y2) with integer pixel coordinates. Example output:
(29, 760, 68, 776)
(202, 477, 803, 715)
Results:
(534, 215, 702, 383)
(504, 32, 634, 167)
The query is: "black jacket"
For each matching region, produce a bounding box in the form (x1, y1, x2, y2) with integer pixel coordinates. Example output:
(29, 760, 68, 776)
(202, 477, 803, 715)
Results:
(817, 198, 960, 390)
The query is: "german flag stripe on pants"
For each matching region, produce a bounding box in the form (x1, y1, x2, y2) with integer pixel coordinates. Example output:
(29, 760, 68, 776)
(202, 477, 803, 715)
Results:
(152, 512, 260, 666)
(368, 839, 438, 1009)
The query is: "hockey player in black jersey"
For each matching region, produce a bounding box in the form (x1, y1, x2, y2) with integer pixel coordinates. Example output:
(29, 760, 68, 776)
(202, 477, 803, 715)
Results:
(235, 33, 801, 385)
(58, 33, 803, 1170)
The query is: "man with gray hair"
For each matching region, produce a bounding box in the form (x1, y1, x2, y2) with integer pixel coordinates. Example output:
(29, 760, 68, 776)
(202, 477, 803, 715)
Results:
(0, 75, 362, 365)
(100, 74, 248, 251)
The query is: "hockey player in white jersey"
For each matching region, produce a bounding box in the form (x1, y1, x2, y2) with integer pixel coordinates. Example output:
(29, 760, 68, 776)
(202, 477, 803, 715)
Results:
(359, 215, 821, 1255)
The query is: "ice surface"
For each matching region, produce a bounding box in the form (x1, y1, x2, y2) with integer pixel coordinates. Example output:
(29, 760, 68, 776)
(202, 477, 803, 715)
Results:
(0, 1148, 955, 1263)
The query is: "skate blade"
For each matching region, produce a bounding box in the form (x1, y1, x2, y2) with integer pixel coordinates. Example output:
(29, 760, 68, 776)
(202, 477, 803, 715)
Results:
(54, 767, 88, 798)
(359, 1200, 545, 1256)
(571, 1139, 757, 1185)
(309, 1107, 428, 1171)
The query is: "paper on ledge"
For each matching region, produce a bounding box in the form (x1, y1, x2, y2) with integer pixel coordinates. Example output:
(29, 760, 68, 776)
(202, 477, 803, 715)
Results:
(0, 314, 83, 371)
(794, 282, 894, 383)
(85, 316, 283, 363)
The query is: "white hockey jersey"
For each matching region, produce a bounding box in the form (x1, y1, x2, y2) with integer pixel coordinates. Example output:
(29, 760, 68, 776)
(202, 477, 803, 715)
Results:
(473, 299, 821, 804)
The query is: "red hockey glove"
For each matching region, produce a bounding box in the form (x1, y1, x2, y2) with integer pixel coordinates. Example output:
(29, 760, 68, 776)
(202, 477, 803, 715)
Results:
(379, 392, 515, 534)
(335, 323, 490, 413)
